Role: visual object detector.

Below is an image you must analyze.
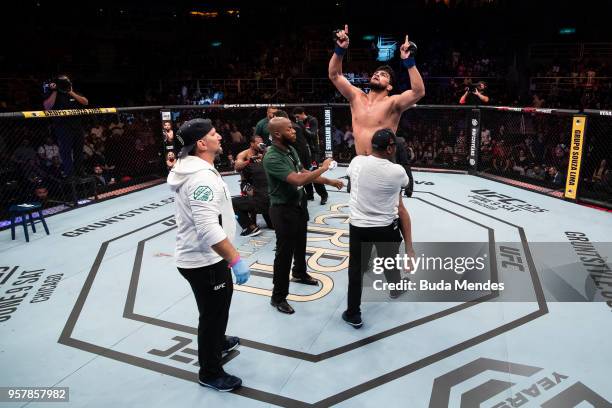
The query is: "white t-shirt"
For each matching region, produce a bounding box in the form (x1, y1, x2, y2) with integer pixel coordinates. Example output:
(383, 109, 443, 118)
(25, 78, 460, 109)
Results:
(38, 144, 60, 161)
(347, 155, 409, 228)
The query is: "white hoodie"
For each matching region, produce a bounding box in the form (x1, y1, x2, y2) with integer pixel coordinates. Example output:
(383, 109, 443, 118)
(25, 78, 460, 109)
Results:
(167, 156, 236, 268)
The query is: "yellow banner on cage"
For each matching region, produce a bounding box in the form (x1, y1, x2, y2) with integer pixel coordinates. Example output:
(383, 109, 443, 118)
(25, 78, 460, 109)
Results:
(22, 107, 117, 118)
(564, 115, 587, 200)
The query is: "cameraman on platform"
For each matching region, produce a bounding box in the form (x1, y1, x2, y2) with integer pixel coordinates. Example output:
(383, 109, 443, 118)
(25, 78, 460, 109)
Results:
(459, 81, 489, 105)
(43, 74, 89, 177)
(232, 135, 272, 236)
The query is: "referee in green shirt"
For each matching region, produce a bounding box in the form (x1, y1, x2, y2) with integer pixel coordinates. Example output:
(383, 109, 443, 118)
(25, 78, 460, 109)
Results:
(263, 116, 344, 314)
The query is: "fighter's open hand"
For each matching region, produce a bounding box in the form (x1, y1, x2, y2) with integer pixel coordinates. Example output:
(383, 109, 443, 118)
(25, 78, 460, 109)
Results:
(335, 24, 350, 49)
(400, 35, 412, 59)
(330, 179, 344, 190)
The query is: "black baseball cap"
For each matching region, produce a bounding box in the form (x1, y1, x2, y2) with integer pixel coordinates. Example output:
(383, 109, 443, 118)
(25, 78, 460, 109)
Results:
(371, 128, 397, 150)
(176, 118, 214, 157)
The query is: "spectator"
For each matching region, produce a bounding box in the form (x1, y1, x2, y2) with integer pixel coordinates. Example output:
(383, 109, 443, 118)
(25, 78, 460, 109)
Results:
(492, 140, 511, 172)
(93, 164, 115, 187)
(37, 136, 60, 165)
(547, 165, 565, 186)
(162, 121, 174, 145)
(12, 138, 37, 165)
(109, 117, 125, 136)
(526, 165, 545, 181)
(230, 123, 245, 157)
(512, 149, 531, 175)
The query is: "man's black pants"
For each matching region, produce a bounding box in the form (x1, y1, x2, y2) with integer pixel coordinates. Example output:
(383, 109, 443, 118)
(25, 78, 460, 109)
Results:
(56, 127, 84, 176)
(269, 203, 309, 303)
(232, 195, 272, 229)
(347, 221, 403, 317)
(305, 182, 328, 200)
(178, 260, 233, 380)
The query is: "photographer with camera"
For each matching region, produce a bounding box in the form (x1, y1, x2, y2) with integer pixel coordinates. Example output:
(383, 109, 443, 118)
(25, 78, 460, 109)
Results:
(43, 74, 89, 177)
(232, 135, 272, 236)
(459, 81, 489, 105)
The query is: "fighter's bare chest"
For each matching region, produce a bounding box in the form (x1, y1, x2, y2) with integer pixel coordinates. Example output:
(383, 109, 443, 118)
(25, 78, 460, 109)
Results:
(351, 101, 397, 126)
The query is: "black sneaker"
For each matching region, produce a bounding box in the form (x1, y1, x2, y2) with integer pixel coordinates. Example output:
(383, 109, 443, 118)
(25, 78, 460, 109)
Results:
(342, 311, 363, 329)
(198, 373, 242, 392)
(389, 278, 410, 300)
(240, 226, 261, 237)
(320, 196, 328, 205)
(223, 336, 240, 353)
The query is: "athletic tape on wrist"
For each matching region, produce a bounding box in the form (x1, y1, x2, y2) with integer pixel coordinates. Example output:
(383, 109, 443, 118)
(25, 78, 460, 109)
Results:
(402, 57, 416, 69)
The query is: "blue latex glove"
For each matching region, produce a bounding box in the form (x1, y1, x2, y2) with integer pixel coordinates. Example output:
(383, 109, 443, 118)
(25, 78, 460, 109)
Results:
(231, 259, 250, 285)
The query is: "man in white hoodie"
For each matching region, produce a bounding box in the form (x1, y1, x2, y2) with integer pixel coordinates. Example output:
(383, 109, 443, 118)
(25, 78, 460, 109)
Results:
(167, 118, 250, 392)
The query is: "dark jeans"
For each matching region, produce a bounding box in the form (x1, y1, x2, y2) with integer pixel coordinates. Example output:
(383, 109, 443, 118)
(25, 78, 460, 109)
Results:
(232, 195, 272, 229)
(269, 203, 309, 303)
(347, 221, 403, 317)
(305, 182, 328, 200)
(55, 127, 83, 176)
(178, 260, 233, 380)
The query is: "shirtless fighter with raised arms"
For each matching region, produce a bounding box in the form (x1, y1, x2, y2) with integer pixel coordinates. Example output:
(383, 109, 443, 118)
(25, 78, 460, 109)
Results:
(328, 24, 425, 257)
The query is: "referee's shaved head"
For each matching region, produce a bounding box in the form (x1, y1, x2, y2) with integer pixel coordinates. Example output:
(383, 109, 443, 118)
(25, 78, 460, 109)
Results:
(268, 117, 289, 136)
(268, 117, 296, 144)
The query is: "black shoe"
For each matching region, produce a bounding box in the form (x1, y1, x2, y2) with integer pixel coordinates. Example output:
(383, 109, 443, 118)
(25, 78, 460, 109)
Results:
(342, 311, 363, 329)
(198, 373, 242, 392)
(389, 278, 410, 300)
(223, 336, 240, 353)
(306, 195, 315, 201)
(320, 196, 328, 205)
(270, 299, 295, 314)
(240, 226, 261, 237)
(291, 274, 319, 286)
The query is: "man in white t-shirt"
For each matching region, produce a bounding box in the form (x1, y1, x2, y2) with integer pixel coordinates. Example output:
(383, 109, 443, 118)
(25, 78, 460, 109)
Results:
(343, 129, 412, 329)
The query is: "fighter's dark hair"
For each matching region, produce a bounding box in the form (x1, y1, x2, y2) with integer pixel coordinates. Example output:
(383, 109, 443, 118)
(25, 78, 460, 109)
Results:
(292, 107, 306, 115)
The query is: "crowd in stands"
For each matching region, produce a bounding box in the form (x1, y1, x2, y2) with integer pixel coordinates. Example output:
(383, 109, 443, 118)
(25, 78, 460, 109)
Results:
(0, 114, 161, 214)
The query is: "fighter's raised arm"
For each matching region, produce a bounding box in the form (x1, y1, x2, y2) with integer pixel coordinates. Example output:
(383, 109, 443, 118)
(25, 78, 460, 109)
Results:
(392, 35, 426, 112)
(328, 24, 362, 102)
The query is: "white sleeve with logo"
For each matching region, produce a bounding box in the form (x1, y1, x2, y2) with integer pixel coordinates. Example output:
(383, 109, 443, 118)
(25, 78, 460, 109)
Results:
(188, 171, 227, 247)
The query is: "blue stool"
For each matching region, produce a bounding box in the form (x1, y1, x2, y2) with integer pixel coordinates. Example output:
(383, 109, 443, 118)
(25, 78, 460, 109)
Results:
(9, 202, 50, 243)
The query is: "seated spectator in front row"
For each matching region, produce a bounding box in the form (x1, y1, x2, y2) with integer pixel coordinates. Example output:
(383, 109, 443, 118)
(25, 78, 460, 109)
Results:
(547, 165, 565, 186)
(93, 164, 115, 187)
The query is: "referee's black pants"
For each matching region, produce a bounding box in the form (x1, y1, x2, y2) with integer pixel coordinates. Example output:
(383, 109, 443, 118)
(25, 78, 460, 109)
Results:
(269, 203, 309, 303)
(178, 260, 233, 380)
(347, 220, 403, 317)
